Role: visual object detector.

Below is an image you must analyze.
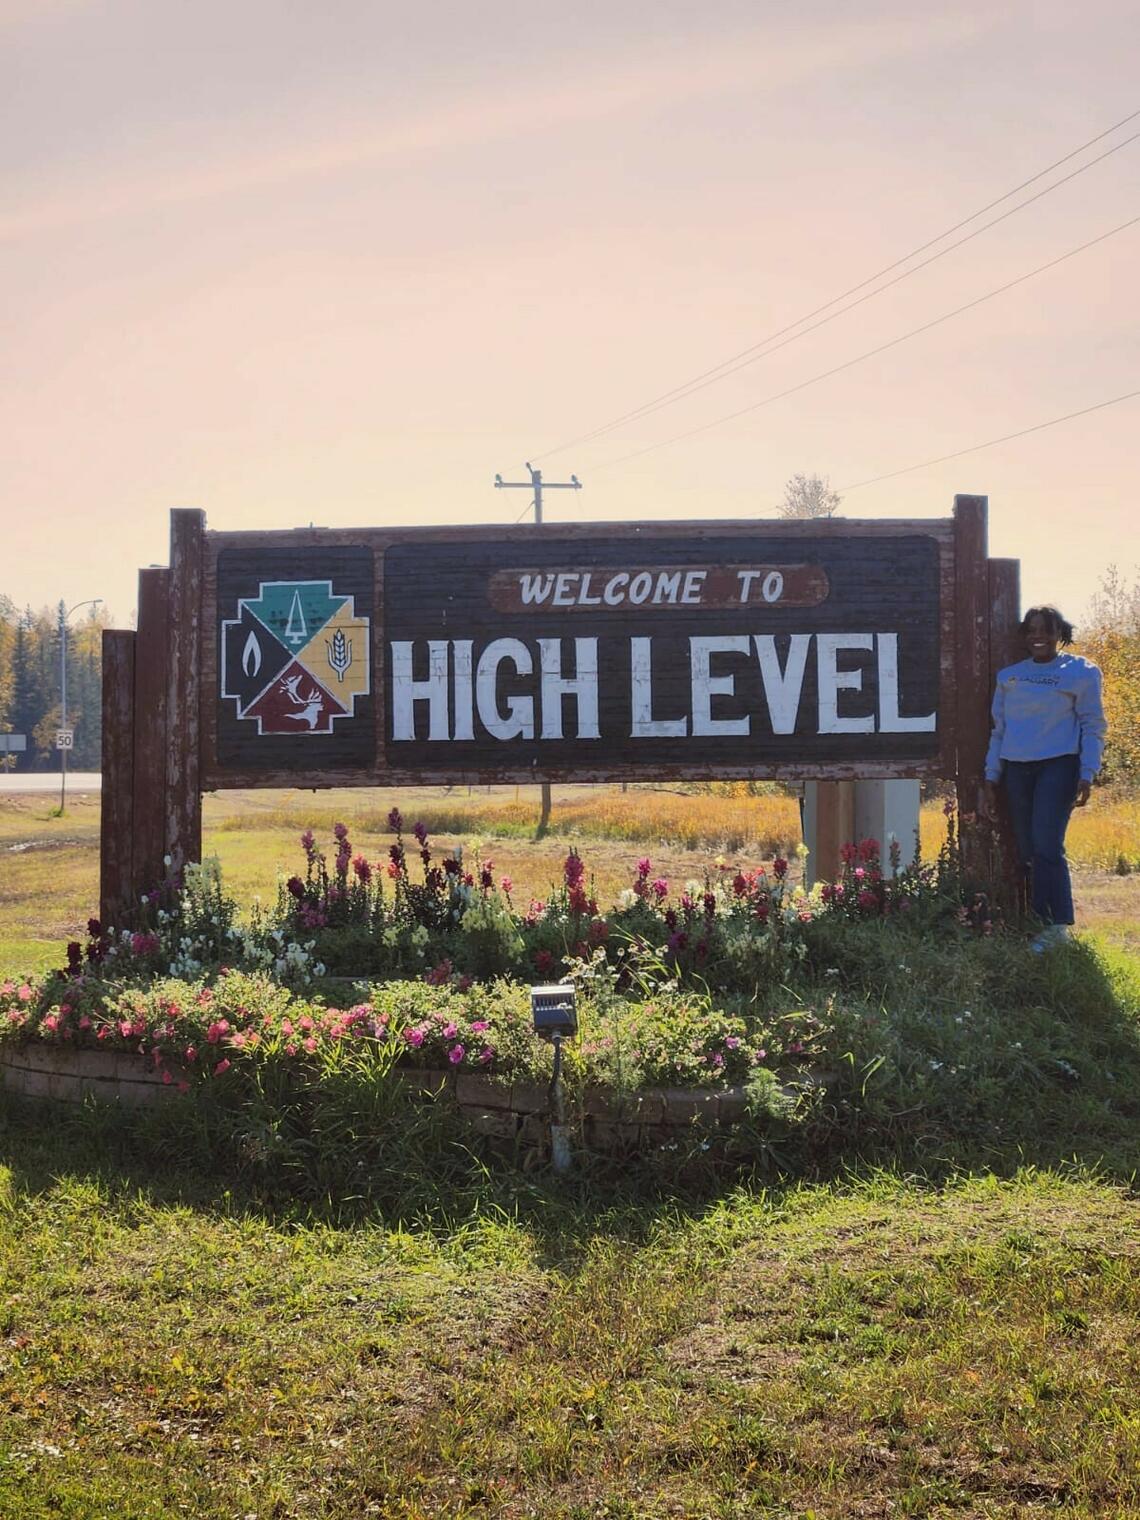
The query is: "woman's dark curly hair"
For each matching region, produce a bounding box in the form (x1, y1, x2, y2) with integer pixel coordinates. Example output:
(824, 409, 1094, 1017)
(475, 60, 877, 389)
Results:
(1020, 605, 1074, 645)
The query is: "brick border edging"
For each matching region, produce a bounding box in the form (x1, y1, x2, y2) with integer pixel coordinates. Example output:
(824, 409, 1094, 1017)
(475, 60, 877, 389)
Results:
(0, 1045, 817, 1143)
(0, 1042, 172, 1108)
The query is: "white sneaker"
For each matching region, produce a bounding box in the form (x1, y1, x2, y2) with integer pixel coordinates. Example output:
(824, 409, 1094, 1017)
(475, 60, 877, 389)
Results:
(1030, 924, 1071, 954)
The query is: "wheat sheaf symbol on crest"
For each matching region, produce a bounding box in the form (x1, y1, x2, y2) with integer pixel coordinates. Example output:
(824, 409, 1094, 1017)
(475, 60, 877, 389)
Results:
(326, 627, 352, 682)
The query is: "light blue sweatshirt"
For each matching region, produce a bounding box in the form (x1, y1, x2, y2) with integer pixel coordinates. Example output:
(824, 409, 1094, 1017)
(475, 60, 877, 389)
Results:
(984, 652, 1106, 783)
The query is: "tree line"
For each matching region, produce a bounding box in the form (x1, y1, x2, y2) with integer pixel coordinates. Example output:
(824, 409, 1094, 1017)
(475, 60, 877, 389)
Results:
(0, 597, 112, 772)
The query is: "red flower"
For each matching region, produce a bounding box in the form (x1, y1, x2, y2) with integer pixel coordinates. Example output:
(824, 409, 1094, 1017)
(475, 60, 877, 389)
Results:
(773, 857, 788, 880)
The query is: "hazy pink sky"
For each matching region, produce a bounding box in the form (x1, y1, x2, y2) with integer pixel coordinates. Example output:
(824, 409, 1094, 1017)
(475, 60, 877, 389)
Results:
(3, 0, 1137, 628)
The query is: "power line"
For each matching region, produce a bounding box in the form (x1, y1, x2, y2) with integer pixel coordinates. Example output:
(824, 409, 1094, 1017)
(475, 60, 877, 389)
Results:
(535, 108, 1140, 461)
(839, 388, 1140, 491)
(589, 212, 1139, 470)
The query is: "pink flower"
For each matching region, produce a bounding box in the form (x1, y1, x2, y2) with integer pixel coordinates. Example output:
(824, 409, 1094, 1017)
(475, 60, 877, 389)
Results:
(651, 878, 668, 901)
(78, 1015, 91, 1031)
(387, 807, 403, 831)
(43, 1013, 59, 1033)
(500, 876, 512, 895)
(17, 984, 32, 1003)
(773, 858, 788, 880)
(213, 1058, 231, 1076)
(333, 821, 348, 842)
(442, 1022, 458, 1040)
(303, 1037, 317, 1054)
(448, 1044, 465, 1065)
(470, 1020, 489, 1033)
(184, 1045, 198, 1062)
(403, 1027, 425, 1048)
(162, 1070, 173, 1086)
(352, 855, 372, 884)
(479, 1046, 494, 1065)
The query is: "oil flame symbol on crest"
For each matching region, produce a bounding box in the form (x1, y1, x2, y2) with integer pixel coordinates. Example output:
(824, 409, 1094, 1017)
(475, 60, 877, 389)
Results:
(242, 631, 262, 679)
(326, 628, 352, 683)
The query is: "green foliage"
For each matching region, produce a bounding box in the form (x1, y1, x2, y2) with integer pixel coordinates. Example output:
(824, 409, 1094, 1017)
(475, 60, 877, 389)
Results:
(1078, 565, 1140, 789)
(0, 600, 109, 771)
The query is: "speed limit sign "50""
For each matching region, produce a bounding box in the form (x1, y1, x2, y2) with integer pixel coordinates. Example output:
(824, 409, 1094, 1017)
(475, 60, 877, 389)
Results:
(55, 729, 75, 750)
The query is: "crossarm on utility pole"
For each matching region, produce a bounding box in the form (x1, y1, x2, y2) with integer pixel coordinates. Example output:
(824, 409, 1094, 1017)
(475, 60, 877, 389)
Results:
(492, 463, 583, 832)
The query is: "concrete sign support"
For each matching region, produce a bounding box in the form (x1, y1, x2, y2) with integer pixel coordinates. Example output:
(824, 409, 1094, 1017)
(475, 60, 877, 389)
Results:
(100, 498, 1019, 927)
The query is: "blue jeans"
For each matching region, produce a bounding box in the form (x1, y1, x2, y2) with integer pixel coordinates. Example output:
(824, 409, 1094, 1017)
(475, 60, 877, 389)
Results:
(1002, 754, 1079, 926)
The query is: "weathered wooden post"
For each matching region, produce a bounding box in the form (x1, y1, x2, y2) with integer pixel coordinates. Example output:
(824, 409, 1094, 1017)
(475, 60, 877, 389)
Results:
(99, 630, 136, 927)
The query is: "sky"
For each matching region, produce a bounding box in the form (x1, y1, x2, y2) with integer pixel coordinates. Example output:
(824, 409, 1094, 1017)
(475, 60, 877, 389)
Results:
(2, 0, 1138, 629)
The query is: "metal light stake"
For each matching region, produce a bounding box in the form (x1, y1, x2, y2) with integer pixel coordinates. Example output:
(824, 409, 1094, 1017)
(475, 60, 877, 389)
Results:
(531, 984, 577, 1173)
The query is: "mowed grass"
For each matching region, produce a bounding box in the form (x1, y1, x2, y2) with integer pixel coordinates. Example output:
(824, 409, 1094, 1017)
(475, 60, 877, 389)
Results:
(3, 784, 1138, 978)
(0, 1134, 1137, 1519)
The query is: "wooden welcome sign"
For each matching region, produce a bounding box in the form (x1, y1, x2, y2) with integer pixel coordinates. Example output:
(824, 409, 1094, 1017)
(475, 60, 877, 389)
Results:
(100, 497, 1020, 924)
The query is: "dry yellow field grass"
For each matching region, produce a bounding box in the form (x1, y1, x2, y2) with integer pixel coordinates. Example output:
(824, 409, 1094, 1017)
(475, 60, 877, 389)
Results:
(1, 784, 1137, 978)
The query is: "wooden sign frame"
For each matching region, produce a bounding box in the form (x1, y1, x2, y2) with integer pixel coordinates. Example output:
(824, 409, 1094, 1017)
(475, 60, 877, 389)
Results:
(100, 496, 1020, 925)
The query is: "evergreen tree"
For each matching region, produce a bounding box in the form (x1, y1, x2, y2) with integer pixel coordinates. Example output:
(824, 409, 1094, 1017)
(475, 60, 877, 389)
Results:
(9, 617, 39, 771)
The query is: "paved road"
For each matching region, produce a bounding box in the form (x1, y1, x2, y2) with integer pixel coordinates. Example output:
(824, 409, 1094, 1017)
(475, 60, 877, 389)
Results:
(0, 772, 101, 792)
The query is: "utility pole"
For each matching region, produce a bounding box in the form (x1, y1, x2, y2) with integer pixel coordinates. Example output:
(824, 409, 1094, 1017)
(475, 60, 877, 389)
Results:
(494, 462, 581, 525)
(494, 463, 582, 836)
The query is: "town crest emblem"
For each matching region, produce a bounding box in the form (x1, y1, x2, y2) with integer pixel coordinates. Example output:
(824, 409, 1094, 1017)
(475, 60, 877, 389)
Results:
(220, 580, 370, 735)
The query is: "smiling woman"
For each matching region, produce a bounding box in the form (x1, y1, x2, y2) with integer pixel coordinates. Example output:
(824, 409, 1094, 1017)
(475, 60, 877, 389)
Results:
(981, 605, 1108, 950)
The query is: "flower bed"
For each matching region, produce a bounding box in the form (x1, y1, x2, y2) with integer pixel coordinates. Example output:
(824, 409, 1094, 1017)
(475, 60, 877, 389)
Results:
(1, 802, 1036, 1171)
(0, 968, 825, 1098)
(53, 805, 979, 1003)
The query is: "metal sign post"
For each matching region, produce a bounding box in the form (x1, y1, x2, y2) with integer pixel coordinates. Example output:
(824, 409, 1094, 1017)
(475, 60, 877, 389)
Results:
(58, 598, 101, 813)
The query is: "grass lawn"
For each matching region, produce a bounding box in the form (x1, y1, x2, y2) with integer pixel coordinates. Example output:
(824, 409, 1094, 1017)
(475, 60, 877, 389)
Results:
(1, 1116, 1138, 1519)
